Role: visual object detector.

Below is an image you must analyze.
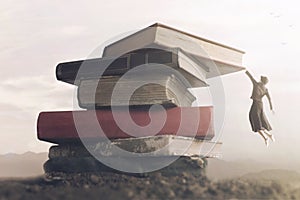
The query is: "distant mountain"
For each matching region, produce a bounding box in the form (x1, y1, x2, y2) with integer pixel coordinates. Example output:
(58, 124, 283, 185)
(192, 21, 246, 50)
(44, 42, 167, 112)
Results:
(206, 158, 284, 180)
(0, 152, 47, 178)
(206, 158, 300, 185)
(241, 169, 300, 183)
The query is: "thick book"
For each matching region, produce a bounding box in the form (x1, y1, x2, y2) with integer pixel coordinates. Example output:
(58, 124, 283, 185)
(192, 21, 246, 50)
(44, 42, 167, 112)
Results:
(44, 155, 219, 174)
(48, 136, 221, 159)
(77, 74, 196, 108)
(103, 23, 245, 78)
(37, 106, 214, 144)
(56, 48, 208, 87)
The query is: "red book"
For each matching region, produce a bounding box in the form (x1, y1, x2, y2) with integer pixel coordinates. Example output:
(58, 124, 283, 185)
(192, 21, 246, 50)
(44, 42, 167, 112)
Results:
(37, 106, 214, 144)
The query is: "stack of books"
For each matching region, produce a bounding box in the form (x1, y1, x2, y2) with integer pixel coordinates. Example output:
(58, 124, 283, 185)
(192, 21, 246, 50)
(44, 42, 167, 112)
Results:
(37, 23, 244, 174)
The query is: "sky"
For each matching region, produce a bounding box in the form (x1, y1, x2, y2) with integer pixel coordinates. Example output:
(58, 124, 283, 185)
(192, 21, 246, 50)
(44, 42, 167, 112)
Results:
(0, 0, 300, 168)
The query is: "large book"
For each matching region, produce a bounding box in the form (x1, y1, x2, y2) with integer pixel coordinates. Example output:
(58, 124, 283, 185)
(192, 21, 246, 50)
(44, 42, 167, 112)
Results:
(44, 154, 217, 174)
(48, 136, 221, 159)
(37, 106, 214, 144)
(78, 74, 196, 108)
(103, 23, 245, 78)
(56, 48, 208, 87)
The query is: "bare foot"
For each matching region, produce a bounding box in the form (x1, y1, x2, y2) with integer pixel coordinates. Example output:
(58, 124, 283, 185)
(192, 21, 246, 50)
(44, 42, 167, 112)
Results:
(263, 130, 275, 142)
(264, 138, 269, 147)
(268, 134, 275, 142)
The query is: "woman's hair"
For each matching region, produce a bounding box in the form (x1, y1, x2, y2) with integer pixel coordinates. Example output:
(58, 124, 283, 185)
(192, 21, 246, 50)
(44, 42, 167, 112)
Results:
(261, 76, 269, 84)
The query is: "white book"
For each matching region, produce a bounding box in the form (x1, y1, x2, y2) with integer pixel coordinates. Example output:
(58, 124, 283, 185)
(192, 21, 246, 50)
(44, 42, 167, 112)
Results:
(103, 23, 245, 78)
(78, 74, 196, 108)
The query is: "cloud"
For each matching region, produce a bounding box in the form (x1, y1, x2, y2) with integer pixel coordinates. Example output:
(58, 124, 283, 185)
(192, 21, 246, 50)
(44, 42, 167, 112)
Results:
(0, 102, 51, 153)
(0, 75, 74, 112)
(0, 75, 74, 153)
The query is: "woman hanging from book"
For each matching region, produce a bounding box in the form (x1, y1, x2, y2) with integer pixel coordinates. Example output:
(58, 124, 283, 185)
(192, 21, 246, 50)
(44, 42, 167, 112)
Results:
(245, 70, 275, 147)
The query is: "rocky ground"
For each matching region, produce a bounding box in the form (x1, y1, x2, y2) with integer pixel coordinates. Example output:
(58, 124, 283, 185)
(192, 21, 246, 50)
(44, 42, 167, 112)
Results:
(0, 169, 299, 200)
(0, 155, 299, 199)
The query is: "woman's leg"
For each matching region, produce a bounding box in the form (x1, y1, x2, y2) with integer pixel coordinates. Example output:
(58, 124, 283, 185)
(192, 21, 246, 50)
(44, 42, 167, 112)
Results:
(263, 129, 275, 142)
(258, 130, 269, 147)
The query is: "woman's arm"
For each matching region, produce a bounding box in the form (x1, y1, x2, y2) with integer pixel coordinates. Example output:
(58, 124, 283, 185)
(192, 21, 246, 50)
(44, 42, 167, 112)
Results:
(266, 91, 273, 110)
(245, 70, 257, 85)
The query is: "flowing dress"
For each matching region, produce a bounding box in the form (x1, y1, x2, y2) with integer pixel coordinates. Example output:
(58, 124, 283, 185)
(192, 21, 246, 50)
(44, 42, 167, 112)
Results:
(249, 80, 272, 132)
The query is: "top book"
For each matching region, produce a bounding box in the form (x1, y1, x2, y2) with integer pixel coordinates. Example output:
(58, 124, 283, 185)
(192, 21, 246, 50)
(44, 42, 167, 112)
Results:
(103, 23, 245, 78)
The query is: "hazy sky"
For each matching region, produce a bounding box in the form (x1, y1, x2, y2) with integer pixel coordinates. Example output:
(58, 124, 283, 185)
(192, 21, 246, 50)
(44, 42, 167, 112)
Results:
(1, 0, 300, 168)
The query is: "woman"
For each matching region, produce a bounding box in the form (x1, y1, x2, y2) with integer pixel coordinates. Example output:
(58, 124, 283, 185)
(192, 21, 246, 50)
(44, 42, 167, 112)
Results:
(245, 70, 275, 147)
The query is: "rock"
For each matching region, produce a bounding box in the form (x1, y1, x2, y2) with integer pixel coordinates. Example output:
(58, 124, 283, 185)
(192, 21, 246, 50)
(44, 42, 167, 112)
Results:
(168, 189, 176, 198)
(90, 175, 100, 184)
(126, 190, 134, 198)
(159, 180, 169, 185)
(26, 185, 40, 193)
(83, 184, 90, 189)
(145, 180, 150, 185)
